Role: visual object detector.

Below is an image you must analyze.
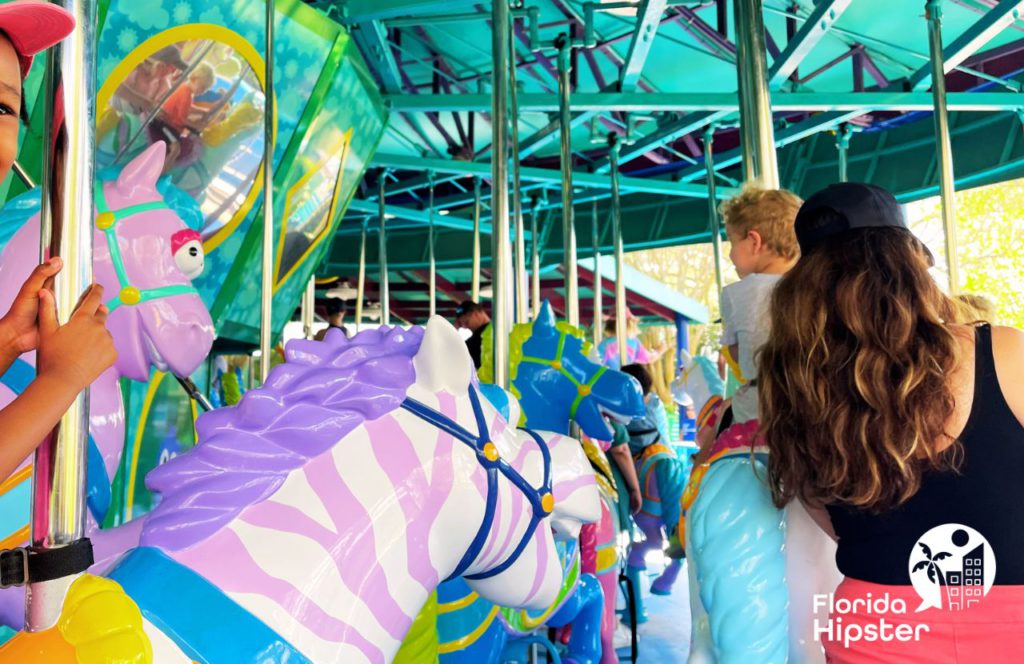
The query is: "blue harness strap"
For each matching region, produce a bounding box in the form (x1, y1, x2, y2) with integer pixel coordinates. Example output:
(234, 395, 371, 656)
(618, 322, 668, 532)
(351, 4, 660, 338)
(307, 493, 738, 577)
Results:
(108, 546, 311, 664)
(399, 385, 553, 582)
(0, 358, 111, 523)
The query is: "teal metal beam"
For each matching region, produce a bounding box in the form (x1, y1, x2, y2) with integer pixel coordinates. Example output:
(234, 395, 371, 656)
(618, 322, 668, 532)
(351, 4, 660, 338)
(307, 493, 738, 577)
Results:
(517, 111, 595, 158)
(620, 0, 669, 91)
(339, 0, 477, 23)
(370, 152, 738, 198)
(347, 198, 491, 234)
(385, 91, 1024, 112)
(591, 110, 732, 172)
(909, 0, 1024, 90)
(767, 0, 854, 89)
(677, 110, 867, 183)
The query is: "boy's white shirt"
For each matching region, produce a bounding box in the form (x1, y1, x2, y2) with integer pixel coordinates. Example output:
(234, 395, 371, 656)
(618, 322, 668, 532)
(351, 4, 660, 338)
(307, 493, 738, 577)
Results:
(720, 273, 783, 424)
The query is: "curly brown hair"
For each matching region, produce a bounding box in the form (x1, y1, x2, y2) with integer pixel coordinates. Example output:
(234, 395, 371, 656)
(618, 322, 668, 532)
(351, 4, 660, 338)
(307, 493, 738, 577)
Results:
(720, 184, 802, 260)
(757, 224, 963, 513)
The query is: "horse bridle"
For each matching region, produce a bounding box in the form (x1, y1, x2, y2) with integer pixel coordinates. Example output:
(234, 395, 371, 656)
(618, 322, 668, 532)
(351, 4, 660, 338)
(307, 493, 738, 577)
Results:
(400, 385, 554, 581)
(518, 331, 608, 419)
(94, 182, 200, 313)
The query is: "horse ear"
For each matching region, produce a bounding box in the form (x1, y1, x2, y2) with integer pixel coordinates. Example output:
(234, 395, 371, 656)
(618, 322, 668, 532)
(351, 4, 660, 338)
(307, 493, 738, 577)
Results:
(116, 141, 167, 193)
(414, 315, 475, 393)
(533, 300, 557, 336)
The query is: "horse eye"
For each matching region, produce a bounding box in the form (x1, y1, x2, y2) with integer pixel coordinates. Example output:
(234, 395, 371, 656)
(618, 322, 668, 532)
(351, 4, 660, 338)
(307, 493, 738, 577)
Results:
(189, 247, 199, 257)
(174, 239, 205, 280)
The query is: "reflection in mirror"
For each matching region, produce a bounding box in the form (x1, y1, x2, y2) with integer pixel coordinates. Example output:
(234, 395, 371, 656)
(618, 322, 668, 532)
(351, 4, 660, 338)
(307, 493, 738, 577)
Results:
(97, 39, 265, 241)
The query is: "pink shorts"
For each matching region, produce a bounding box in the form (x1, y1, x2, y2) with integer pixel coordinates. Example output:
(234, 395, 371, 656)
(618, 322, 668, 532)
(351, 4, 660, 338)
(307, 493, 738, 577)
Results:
(824, 577, 1024, 663)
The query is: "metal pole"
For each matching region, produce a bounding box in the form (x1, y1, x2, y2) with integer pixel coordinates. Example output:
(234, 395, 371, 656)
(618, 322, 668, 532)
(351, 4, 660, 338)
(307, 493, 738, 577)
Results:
(472, 176, 482, 301)
(258, 0, 275, 381)
(530, 196, 541, 318)
(510, 34, 528, 324)
(703, 126, 724, 303)
(733, 0, 779, 187)
(556, 34, 579, 328)
(355, 219, 367, 332)
(591, 196, 602, 349)
(30, 0, 98, 632)
(379, 172, 391, 326)
(609, 134, 627, 368)
(428, 172, 437, 318)
(836, 123, 852, 183)
(925, 0, 960, 294)
(301, 275, 315, 339)
(491, 0, 513, 389)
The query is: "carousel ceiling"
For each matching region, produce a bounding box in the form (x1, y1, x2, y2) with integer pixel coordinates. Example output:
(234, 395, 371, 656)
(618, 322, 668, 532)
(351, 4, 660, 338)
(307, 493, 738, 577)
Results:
(303, 0, 1024, 271)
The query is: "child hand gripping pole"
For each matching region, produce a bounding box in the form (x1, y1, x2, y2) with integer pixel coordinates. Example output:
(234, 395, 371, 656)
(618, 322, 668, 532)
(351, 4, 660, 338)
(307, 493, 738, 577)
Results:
(0, 277, 117, 480)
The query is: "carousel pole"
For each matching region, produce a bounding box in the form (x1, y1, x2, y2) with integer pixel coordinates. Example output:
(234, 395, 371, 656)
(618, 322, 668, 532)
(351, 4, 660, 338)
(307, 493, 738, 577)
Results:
(509, 33, 528, 323)
(472, 176, 482, 301)
(836, 123, 853, 183)
(733, 0, 779, 187)
(530, 195, 541, 317)
(301, 276, 315, 339)
(491, 0, 513, 389)
(556, 34, 579, 328)
(428, 171, 436, 318)
(355, 219, 367, 332)
(28, 0, 98, 631)
(379, 171, 391, 326)
(925, 0, 960, 293)
(591, 196, 602, 348)
(609, 134, 627, 369)
(258, 0, 275, 381)
(703, 126, 724, 305)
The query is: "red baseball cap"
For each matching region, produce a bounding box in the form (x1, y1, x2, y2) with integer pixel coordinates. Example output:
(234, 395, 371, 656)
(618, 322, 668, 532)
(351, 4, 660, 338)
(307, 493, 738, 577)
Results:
(0, 1, 75, 79)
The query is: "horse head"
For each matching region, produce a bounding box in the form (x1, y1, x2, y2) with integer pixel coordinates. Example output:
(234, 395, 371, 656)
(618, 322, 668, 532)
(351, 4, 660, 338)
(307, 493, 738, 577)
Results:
(95, 141, 215, 382)
(512, 300, 644, 439)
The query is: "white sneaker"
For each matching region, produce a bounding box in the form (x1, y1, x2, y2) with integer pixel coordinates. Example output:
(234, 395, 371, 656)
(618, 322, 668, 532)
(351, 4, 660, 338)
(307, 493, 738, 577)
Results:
(613, 622, 634, 650)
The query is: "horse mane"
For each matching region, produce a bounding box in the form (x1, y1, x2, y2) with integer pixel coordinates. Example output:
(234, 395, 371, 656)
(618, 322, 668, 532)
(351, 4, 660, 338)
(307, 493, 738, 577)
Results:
(141, 325, 424, 551)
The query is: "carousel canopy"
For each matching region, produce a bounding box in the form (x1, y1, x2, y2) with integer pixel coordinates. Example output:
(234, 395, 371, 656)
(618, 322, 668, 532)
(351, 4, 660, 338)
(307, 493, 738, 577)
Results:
(303, 0, 1024, 272)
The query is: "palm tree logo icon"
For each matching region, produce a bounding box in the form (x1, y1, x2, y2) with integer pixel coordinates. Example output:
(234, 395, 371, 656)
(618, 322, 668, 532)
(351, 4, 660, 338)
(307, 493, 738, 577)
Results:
(912, 542, 952, 588)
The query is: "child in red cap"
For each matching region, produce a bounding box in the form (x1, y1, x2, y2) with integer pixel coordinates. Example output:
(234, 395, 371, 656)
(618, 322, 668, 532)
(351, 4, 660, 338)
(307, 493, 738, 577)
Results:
(0, 0, 116, 480)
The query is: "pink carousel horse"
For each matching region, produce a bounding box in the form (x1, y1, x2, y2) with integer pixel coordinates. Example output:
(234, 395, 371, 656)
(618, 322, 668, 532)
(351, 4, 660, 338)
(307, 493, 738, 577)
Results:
(0, 142, 215, 627)
(0, 317, 601, 663)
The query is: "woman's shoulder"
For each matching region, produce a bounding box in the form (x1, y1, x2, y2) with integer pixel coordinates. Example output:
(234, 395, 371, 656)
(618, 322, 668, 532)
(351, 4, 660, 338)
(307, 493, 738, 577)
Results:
(989, 325, 1024, 424)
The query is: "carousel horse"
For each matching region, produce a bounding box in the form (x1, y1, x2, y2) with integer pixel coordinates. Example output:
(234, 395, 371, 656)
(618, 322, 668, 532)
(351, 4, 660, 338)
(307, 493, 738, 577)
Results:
(674, 353, 842, 663)
(0, 318, 602, 663)
(436, 302, 644, 664)
(0, 142, 215, 629)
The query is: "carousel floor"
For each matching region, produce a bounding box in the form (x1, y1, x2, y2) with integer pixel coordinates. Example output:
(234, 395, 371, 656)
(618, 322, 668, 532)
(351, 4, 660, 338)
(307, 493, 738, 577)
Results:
(617, 556, 692, 663)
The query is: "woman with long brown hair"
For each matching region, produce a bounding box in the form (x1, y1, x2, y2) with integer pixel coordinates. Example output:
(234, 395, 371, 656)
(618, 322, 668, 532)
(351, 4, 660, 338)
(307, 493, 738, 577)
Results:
(759, 182, 1024, 662)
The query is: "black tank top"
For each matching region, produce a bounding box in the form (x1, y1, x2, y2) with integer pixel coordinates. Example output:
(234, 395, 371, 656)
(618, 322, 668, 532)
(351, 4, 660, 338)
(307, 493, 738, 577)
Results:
(827, 324, 1024, 585)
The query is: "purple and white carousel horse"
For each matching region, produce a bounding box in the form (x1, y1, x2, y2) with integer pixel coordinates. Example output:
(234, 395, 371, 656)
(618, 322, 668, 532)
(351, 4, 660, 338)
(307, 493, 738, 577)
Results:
(30, 317, 601, 663)
(0, 142, 215, 628)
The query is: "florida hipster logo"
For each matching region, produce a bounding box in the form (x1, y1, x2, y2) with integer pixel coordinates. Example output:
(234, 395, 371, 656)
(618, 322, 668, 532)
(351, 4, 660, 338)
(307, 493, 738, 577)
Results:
(909, 523, 995, 612)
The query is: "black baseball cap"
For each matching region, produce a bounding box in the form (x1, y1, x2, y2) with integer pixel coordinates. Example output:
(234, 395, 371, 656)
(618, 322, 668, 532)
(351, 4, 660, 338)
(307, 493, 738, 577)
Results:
(455, 300, 482, 317)
(795, 182, 911, 255)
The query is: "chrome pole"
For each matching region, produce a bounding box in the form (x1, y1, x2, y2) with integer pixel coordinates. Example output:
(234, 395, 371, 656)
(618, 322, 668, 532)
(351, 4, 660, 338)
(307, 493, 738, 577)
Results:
(428, 171, 436, 318)
(733, 0, 779, 187)
(925, 0, 960, 294)
(510, 35, 527, 324)
(301, 275, 315, 339)
(591, 196, 602, 349)
(30, 0, 98, 631)
(836, 123, 852, 183)
(530, 196, 541, 318)
(379, 172, 391, 326)
(704, 126, 724, 303)
(355, 219, 367, 332)
(491, 0, 513, 389)
(556, 34, 579, 328)
(609, 134, 627, 368)
(472, 175, 482, 302)
(258, 0, 275, 381)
